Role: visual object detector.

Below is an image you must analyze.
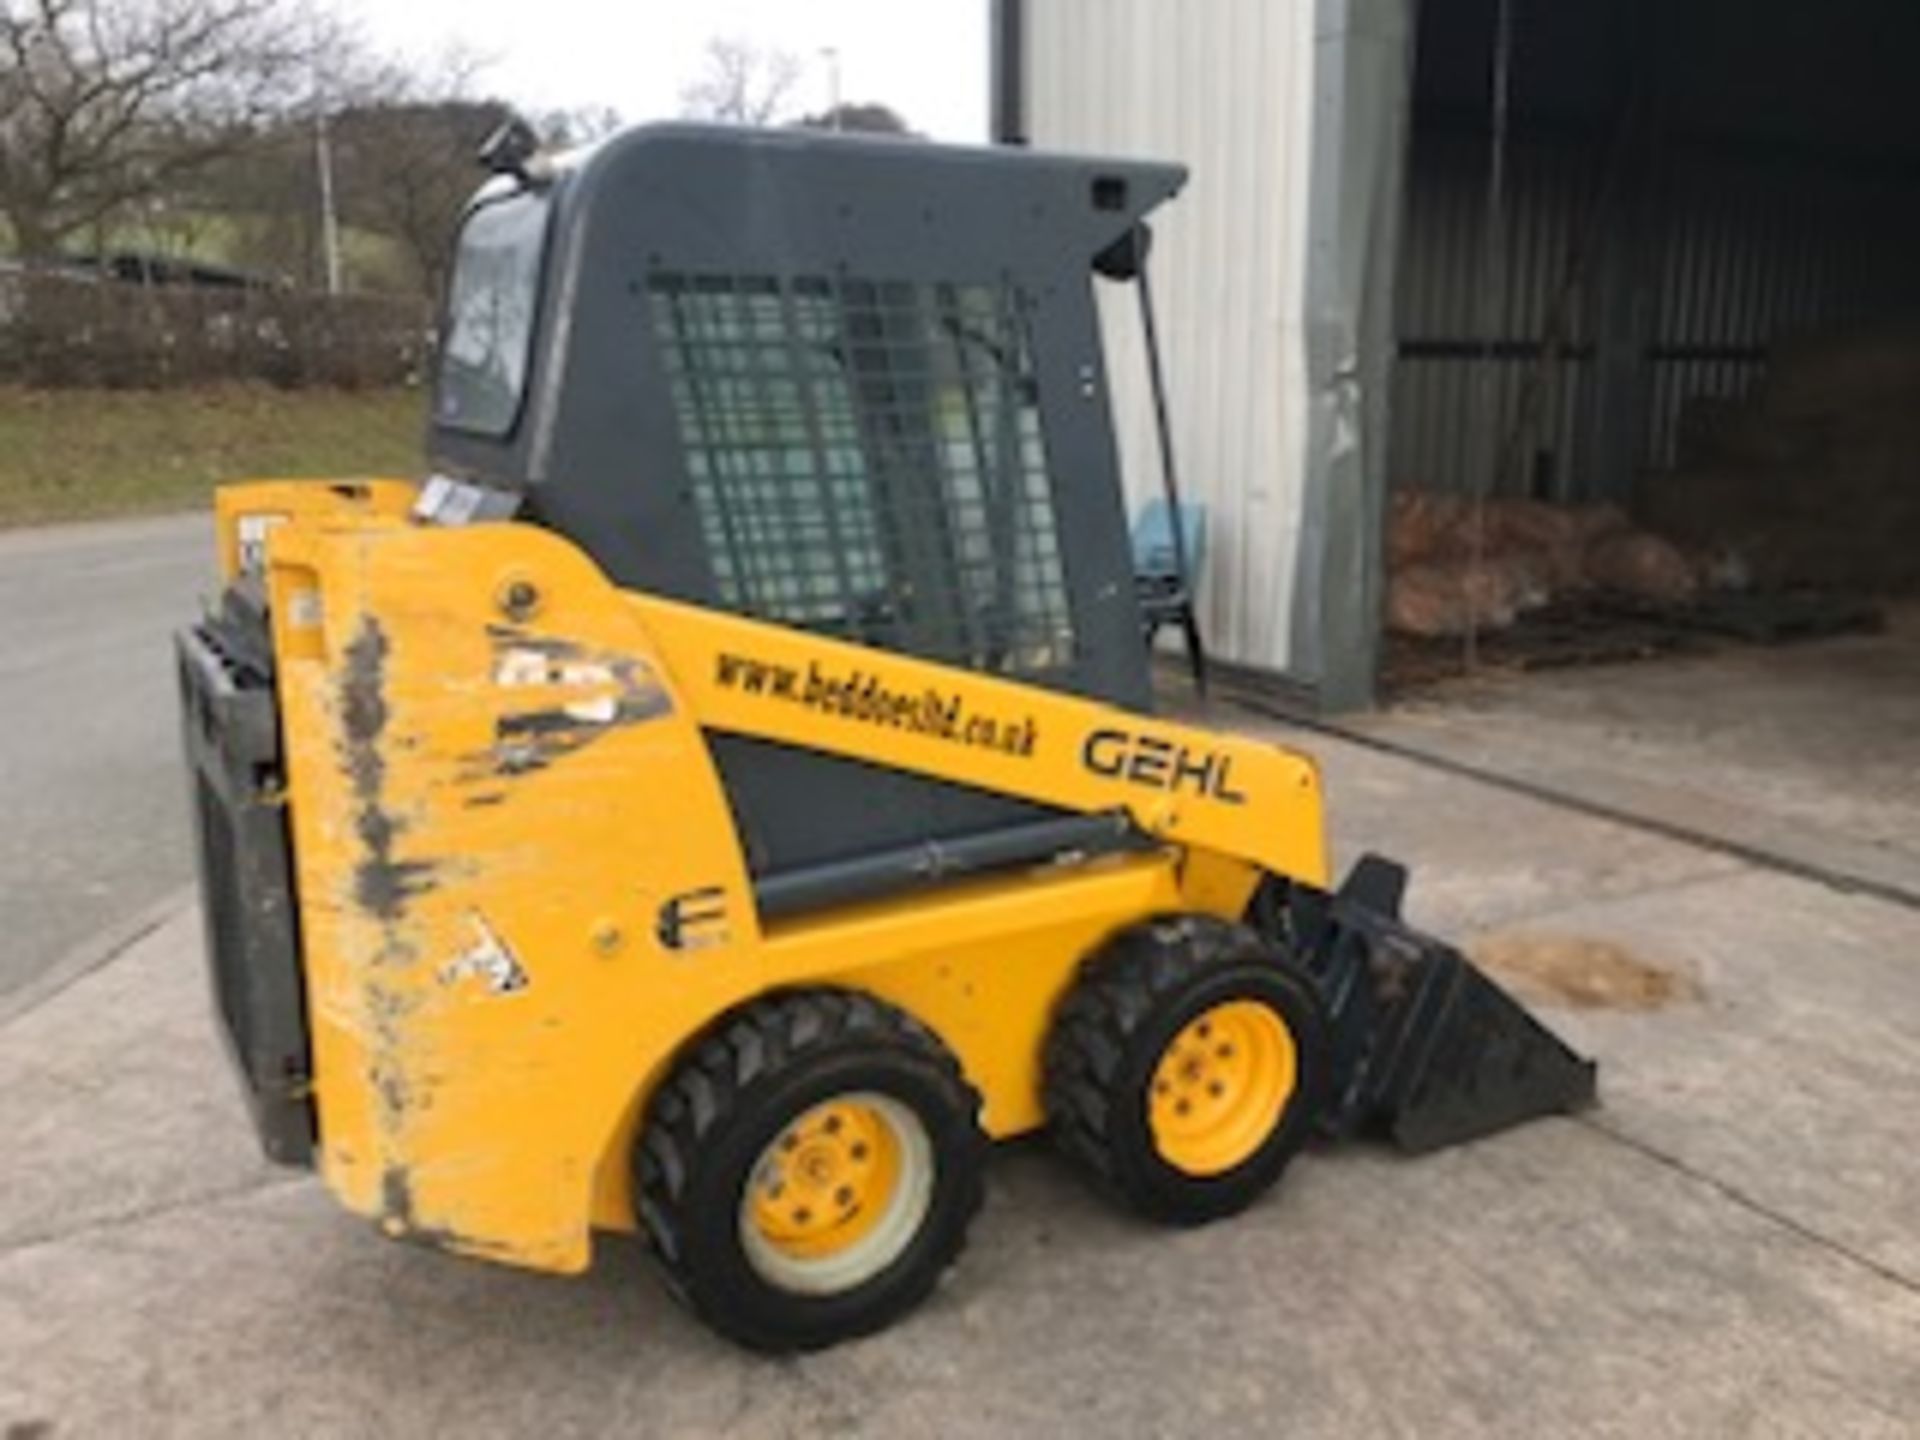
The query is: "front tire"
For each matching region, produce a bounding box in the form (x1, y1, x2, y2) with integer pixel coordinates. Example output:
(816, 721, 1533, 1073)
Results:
(634, 989, 986, 1352)
(1044, 914, 1329, 1225)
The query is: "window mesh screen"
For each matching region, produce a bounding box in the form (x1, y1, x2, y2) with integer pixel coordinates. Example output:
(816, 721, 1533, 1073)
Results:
(648, 272, 1074, 674)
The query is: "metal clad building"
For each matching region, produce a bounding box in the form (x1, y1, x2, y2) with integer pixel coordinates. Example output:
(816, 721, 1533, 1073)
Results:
(1004, 0, 1920, 708)
(1021, 0, 1322, 680)
(1007, 0, 1411, 706)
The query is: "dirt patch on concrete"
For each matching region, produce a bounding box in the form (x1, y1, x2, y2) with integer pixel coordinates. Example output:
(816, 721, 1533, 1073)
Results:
(1468, 932, 1701, 1011)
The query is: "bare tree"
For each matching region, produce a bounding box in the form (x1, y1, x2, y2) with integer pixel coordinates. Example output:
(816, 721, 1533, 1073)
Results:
(319, 89, 621, 299)
(679, 36, 800, 126)
(325, 75, 620, 299)
(330, 97, 511, 298)
(0, 0, 329, 261)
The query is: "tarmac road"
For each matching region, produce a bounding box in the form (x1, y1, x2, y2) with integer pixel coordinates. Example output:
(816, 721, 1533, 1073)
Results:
(0, 513, 211, 1002)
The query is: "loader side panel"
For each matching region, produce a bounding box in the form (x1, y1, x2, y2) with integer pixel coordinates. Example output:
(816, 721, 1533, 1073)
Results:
(226, 498, 1323, 1272)
(632, 593, 1331, 891)
(586, 851, 1192, 1232)
(264, 519, 767, 1272)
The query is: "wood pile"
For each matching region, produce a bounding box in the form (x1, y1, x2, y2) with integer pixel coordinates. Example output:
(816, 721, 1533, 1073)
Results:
(1385, 493, 1698, 638)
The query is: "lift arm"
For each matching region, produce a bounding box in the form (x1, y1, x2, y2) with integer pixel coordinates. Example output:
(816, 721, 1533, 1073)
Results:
(632, 594, 1330, 892)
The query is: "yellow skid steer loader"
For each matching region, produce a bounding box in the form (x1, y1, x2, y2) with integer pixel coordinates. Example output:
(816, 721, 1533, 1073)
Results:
(178, 122, 1594, 1351)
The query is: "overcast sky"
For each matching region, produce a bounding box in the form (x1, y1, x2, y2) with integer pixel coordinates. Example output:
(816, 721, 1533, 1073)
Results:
(344, 0, 990, 141)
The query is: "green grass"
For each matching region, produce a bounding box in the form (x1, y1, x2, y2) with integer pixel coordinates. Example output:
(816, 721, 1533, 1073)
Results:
(0, 385, 427, 528)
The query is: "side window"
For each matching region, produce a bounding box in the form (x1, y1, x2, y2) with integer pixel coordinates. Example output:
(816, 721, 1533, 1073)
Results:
(437, 192, 549, 436)
(647, 271, 1075, 674)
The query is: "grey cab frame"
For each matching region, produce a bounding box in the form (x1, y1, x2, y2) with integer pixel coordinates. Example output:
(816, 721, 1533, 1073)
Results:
(429, 123, 1185, 876)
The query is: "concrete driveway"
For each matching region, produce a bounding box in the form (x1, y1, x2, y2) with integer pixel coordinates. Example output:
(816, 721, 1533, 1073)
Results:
(2, 715, 1916, 1438)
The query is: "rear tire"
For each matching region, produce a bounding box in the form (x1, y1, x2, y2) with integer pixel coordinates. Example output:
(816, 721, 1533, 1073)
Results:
(1043, 914, 1328, 1225)
(634, 989, 986, 1352)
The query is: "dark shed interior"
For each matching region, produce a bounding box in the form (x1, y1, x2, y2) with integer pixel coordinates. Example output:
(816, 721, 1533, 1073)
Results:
(1384, 0, 1920, 667)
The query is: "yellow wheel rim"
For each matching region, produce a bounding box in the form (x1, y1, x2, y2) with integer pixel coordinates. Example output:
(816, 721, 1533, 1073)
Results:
(1148, 999, 1298, 1177)
(740, 1092, 931, 1293)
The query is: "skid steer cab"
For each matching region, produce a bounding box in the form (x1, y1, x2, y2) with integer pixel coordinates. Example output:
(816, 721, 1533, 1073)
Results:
(177, 122, 1593, 1351)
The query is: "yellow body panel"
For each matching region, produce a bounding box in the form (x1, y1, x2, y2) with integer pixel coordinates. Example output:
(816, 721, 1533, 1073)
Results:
(636, 594, 1328, 888)
(221, 481, 1330, 1273)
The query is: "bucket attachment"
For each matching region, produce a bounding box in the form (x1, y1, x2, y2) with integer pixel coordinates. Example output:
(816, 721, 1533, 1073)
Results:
(1288, 855, 1598, 1153)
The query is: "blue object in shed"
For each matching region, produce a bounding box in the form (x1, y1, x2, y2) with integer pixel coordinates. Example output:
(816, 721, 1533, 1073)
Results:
(1131, 498, 1209, 690)
(1132, 498, 1207, 581)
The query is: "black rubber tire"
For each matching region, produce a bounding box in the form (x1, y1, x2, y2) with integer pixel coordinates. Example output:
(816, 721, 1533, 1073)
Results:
(1043, 914, 1329, 1226)
(634, 989, 987, 1352)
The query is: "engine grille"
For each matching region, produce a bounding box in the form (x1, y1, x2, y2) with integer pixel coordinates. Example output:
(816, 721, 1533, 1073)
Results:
(177, 605, 314, 1166)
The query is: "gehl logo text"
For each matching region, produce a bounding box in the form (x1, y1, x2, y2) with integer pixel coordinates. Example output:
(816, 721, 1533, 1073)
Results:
(1080, 727, 1247, 805)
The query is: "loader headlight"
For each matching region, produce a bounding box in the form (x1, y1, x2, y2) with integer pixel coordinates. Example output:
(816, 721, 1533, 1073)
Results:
(235, 512, 288, 577)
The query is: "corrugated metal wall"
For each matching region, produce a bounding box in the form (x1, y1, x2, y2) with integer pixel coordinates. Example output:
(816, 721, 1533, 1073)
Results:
(1391, 129, 1920, 498)
(1390, 131, 1596, 498)
(1022, 0, 1319, 672)
(1641, 149, 1920, 470)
